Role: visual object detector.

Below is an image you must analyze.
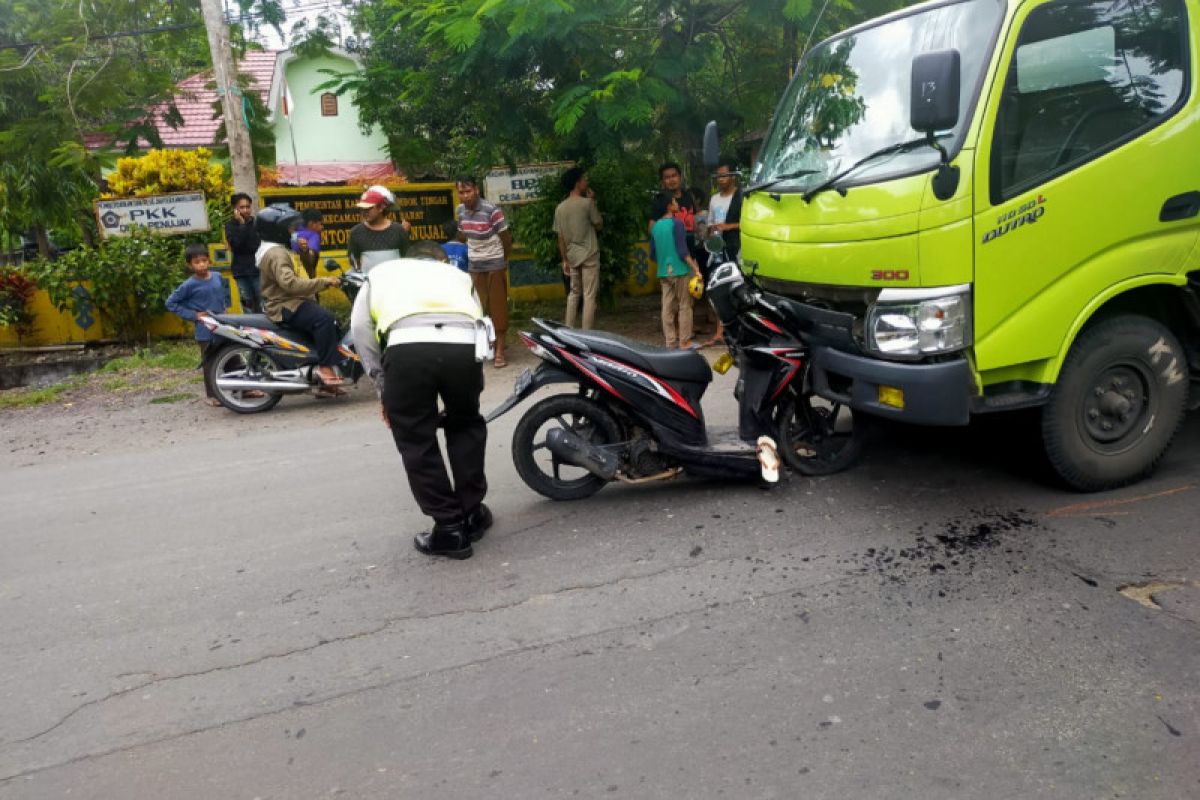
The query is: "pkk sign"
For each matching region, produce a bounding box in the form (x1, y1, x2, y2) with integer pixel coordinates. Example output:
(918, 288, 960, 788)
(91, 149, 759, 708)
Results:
(259, 184, 457, 251)
(95, 192, 210, 238)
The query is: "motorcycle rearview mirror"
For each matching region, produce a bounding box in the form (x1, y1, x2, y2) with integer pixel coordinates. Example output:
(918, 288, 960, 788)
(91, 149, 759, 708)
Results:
(702, 121, 720, 169)
(704, 232, 726, 255)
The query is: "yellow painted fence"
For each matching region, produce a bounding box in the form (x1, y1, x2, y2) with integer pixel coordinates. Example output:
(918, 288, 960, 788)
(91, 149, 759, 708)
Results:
(1, 243, 660, 349)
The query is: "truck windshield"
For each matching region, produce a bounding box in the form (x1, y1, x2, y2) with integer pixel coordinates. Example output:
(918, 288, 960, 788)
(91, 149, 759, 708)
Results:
(754, 0, 1003, 193)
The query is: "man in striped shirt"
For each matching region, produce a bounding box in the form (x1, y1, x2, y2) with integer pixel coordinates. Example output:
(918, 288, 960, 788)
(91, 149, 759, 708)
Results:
(455, 177, 513, 368)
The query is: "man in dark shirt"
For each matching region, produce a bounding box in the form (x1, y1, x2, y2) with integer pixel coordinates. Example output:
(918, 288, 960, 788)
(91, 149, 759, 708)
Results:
(651, 162, 708, 332)
(348, 185, 411, 273)
(224, 193, 262, 313)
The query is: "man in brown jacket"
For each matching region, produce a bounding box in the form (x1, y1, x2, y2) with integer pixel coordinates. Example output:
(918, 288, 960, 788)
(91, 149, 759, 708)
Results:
(255, 205, 344, 387)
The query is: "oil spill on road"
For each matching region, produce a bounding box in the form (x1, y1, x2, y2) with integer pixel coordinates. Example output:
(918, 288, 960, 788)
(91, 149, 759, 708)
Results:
(839, 509, 1041, 596)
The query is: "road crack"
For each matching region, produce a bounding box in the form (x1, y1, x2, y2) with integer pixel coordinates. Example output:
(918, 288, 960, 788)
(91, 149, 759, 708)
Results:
(0, 569, 868, 784)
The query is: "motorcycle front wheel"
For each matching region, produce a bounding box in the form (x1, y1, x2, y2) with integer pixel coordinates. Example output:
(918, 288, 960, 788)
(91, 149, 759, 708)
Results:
(206, 345, 284, 414)
(511, 394, 623, 501)
(775, 391, 866, 476)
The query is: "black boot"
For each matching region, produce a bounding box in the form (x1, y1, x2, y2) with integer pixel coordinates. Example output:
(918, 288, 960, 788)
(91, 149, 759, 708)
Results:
(464, 503, 493, 543)
(414, 519, 472, 559)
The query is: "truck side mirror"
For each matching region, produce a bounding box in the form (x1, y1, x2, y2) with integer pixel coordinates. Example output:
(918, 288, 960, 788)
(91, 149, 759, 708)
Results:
(703, 121, 720, 169)
(910, 50, 961, 134)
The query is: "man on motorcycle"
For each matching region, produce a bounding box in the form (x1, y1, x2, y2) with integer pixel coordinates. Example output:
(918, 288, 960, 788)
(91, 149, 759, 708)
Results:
(349, 240, 493, 560)
(256, 205, 344, 388)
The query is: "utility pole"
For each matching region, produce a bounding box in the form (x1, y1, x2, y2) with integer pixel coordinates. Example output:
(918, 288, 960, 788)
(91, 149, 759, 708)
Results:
(199, 0, 258, 207)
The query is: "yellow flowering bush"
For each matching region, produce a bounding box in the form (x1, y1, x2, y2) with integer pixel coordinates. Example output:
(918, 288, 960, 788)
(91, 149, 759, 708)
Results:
(104, 148, 234, 243)
(105, 148, 232, 201)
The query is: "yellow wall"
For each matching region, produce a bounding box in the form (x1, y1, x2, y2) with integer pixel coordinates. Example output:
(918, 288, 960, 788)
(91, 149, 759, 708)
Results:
(1, 243, 662, 349)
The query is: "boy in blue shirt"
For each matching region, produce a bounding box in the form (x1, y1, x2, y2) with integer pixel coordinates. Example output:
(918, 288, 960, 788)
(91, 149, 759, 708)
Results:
(166, 243, 230, 406)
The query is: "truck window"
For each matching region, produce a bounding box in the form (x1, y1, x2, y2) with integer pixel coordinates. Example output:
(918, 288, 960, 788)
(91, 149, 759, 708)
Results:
(991, 0, 1188, 202)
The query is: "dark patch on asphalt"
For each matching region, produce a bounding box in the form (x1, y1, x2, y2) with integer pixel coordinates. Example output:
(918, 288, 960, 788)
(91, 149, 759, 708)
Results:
(1157, 715, 1183, 737)
(841, 510, 1041, 592)
(689, 545, 703, 557)
(924, 700, 942, 710)
(1073, 573, 1099, 587)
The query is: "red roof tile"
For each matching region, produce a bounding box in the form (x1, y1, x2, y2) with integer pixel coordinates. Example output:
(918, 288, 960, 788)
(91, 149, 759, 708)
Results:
(88, 50, 279, 151)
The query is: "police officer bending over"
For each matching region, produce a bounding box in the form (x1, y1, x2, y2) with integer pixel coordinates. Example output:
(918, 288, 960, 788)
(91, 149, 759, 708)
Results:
(350, 240, 493, 559)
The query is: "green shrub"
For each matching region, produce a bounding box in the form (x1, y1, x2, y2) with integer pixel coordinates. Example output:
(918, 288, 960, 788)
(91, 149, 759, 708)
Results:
(510, 158, 656, 306)
(24, 230, 189, 343)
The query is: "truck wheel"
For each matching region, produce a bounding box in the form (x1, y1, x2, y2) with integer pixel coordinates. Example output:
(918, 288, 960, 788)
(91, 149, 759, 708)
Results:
(1042, 315, 1188, 492)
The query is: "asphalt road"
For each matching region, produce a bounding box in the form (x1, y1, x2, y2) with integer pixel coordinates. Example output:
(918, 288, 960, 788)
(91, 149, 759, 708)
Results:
(1, 371, 1197, 799)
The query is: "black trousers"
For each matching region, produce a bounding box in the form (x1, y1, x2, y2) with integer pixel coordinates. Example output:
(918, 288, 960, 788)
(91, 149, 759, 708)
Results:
(383, 342, 487, 524)
(282, 300, 339, 366)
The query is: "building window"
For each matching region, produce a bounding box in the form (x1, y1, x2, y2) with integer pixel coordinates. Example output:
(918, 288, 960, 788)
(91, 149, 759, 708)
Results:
(320, 93, 338, 117)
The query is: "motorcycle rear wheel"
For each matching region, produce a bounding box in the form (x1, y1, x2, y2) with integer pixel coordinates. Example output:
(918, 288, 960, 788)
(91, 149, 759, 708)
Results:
(207, 345, 284, 414)
(512, 394, 623, 501)
(775, 391, 866, 476)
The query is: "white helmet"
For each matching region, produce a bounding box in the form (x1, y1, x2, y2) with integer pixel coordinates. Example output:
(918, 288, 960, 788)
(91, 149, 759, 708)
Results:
(356, 184, 396, 209)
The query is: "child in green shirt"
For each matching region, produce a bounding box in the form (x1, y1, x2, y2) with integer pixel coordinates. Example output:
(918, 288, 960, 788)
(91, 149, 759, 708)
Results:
(649, 191, 701, 349)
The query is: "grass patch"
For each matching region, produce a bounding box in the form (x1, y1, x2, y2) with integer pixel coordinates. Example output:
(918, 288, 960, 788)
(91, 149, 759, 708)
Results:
(101, 376, 135, 392)
(101, 341, 198, 373)
(509, 300, 565, 323)
(1, 340, 203, 410)
(0, 376, 85, 409)
(149, 392, 193, 405)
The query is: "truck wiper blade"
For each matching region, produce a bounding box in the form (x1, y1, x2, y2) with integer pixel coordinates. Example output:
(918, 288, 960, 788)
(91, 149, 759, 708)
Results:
(801, 137, 939, 203)
(746, 168, 819, 195)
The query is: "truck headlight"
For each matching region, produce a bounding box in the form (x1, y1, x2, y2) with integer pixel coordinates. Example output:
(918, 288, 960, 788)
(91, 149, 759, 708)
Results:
(867, 285, 972, 359)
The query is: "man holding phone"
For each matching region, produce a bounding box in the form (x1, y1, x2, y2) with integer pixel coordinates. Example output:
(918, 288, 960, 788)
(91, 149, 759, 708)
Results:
(225, 193, 262, 313)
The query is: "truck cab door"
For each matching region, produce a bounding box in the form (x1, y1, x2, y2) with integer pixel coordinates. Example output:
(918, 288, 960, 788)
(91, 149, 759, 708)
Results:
(971, 0, 1199, 376)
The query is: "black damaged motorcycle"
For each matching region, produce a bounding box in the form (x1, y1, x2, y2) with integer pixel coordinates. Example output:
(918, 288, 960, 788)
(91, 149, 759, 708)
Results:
(487, 234, 866, 500)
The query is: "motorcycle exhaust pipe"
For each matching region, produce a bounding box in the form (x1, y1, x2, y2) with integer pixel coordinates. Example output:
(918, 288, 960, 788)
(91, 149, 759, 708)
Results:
(545, 428, 618, 481)
(215, 378, 311, 393)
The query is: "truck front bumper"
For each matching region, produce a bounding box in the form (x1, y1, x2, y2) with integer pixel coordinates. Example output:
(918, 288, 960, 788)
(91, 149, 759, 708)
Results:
(810, 346, 975, 427)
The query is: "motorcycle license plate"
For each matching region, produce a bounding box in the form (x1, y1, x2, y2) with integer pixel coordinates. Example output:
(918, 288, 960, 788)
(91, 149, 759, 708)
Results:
(485, 368, 535, 423)
(512, 367, 533, 396)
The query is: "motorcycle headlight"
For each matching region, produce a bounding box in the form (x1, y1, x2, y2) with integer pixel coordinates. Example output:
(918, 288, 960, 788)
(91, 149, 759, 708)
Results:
(867, 286, 972, 359)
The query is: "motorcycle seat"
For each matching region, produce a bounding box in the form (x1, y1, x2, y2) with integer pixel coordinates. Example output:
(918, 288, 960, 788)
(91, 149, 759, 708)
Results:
(562, 328, 712, 384)
(212, 313, 287, 333)
(211, 313, 319, 351)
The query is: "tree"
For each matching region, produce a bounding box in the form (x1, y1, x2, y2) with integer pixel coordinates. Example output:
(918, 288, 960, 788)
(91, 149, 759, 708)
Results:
(0, 0, 212, 254)
(322, 0, 915, 179)
(0, 1, 287, 255)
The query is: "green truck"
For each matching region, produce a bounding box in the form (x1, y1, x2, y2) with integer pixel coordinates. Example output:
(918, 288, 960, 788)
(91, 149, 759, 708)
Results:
(735, 0, 1199, 490)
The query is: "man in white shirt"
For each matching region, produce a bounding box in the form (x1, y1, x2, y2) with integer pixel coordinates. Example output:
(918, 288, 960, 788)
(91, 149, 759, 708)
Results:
(705, 157, 744, 346)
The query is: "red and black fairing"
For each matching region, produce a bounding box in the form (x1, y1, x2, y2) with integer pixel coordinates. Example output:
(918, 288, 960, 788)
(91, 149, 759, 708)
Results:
(734, 344, 806, 441)
(522, 323, 713, 447)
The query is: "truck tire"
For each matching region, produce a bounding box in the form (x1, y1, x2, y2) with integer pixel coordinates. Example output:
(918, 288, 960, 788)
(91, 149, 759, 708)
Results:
(1042, 315, 1188, 492)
